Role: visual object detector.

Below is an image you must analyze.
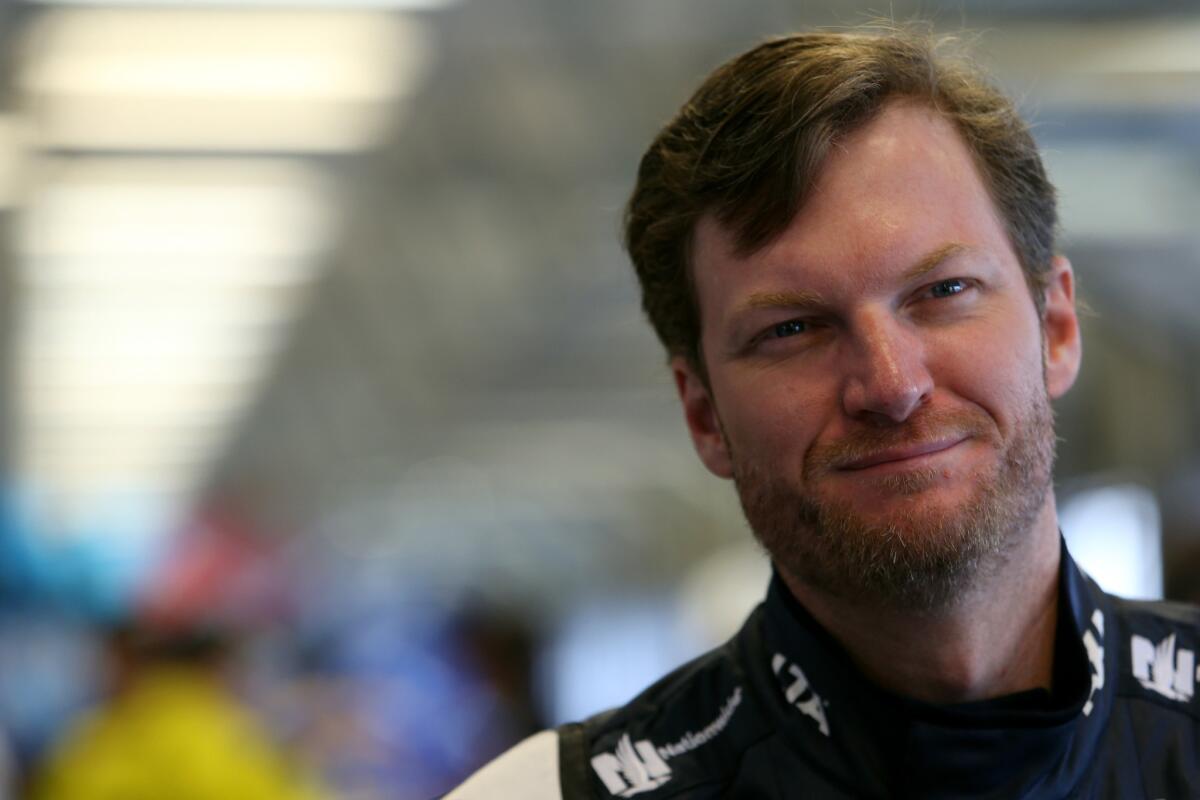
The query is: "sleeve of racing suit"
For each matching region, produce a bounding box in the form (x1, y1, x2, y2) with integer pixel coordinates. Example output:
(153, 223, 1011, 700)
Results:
(441, 729, 564, 800)
(556, 722, 592, 799)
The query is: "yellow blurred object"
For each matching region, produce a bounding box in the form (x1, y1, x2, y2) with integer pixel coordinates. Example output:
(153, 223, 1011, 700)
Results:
(33, 665, 332, 800)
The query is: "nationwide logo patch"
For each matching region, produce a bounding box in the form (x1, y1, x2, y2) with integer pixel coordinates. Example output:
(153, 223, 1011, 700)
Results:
(1131, 631, 1197, 702)
(591, 687, 743, 797)
(591, 734, 671, 797)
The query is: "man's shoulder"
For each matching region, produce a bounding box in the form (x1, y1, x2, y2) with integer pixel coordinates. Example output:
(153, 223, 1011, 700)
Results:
(1105, 591, 1200, 717)
(573, 632, 773, 798)
(444, 621, 772, 800)
(584, 631, 747, 734)
(1112, 593, 1200, 628)
(595, 634, 754, 724)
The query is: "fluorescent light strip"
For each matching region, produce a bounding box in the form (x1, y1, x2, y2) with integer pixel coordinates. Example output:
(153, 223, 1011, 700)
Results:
(20, 158, 331, 258)
(14, 157, 331, 533)
(18, 8, 429, 152)
(29, 256, 320, 288)
(29, 0, 456, 8)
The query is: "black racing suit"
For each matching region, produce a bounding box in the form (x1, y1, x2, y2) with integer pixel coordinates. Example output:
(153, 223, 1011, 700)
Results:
(452, 542, 1200, 799)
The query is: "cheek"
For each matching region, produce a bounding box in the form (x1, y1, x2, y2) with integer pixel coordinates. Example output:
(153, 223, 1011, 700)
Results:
(713, 368, 831, 461)
(932, 322, 1045, 430)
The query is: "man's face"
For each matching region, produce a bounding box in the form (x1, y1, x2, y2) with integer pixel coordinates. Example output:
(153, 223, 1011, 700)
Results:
(674, 101, 1081, 610)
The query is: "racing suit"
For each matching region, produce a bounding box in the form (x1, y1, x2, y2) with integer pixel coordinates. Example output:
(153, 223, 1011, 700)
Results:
(446, 542, 1200, 798)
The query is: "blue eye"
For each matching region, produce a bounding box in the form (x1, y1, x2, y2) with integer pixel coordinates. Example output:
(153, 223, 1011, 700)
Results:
(772, 319, 808, 338)
(930, 279, 967, 298)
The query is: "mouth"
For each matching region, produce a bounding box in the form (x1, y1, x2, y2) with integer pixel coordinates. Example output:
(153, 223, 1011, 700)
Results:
(838, 436, 968, 472)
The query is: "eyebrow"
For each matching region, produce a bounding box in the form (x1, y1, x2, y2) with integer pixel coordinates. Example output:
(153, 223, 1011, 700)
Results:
(740, 287, 827, 313)
(735, 243, 971, 316)
(725, 288, 827, 353)
(899, 242, 971, 282)
(726, 241, 976, 347)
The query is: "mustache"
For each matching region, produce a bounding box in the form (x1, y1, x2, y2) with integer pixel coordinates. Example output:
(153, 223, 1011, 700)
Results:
(804, 408, 995, 477)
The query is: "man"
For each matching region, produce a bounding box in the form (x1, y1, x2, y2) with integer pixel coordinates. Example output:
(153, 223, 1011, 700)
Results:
(446, 27, 1200, 799)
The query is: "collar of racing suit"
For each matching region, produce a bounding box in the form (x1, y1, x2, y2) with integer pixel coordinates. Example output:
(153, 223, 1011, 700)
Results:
(748, 538, 1113, 799)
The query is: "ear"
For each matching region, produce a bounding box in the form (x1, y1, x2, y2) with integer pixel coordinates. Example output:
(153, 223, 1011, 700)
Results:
(671, 355, 734, 479)
(1042, 255, 1082, 400)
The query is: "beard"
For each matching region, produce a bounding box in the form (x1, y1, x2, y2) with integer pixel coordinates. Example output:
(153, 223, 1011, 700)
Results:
(731, 389, 1056, 612)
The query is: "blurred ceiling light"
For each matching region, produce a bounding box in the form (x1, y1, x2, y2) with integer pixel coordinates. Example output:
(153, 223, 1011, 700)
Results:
(23, 163, 328, 260)
(980, 22, 1200, 109)
(25, 256, 316, 289)
(28, 431, 219, 493)
(21, 336, 272, 385)
(18, 158, 329, 264)
(15, 157, 331, 536)
(17, 8, 431, 152)
(30, 0, 455, 7)
(24, 380, 263, 423)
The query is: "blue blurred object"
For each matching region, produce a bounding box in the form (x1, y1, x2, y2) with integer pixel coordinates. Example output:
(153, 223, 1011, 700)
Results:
(278, 555, 543, 798)
(0, 614, 100, 773)
(0, 487, 50, 606)
(0, 484, 167, 779)
(0, 485, 167, 621)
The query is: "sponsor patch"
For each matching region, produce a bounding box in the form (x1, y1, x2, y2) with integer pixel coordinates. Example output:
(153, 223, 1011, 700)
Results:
(772, 653, 830, 736)
(591, 687, 743, 797)
(1131, 631, 1195, 702)
(1082, 609, 1105, 716)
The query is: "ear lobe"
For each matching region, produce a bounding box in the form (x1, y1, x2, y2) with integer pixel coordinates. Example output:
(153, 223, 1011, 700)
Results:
(1042, 256, 1082, 400)
(671, 356, 734, 479)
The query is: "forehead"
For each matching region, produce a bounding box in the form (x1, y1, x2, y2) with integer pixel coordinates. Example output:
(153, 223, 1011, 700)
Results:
(691, 101, 1013, 306)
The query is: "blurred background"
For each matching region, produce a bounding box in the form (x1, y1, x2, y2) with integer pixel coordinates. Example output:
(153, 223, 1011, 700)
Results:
(0, 0, 1196, 797)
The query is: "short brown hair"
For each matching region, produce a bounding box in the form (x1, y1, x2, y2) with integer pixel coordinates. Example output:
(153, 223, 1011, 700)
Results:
(624, 27, 1057, 374)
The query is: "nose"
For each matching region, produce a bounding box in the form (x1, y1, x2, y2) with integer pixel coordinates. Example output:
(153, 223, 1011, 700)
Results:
(840, 313, 933, 424)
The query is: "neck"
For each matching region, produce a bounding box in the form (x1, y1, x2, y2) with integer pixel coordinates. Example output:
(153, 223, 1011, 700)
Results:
(780, 501, 1062, 705)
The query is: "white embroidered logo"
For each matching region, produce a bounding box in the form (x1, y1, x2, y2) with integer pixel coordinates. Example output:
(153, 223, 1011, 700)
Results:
(591, 688, 742, 797)
(772, 653, 830, 736)
(1131, 632, 1196, 702)
(656, 687, 742, 759)
(1082, 609, 1105, 716)
(591, 734, 671, 797)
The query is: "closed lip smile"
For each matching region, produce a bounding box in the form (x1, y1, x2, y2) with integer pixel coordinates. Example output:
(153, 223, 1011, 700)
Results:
(839, 436, 967, 471)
